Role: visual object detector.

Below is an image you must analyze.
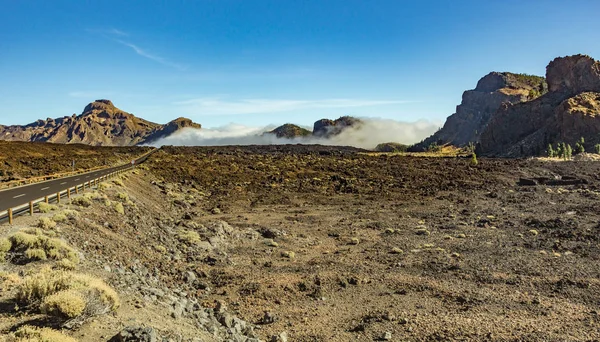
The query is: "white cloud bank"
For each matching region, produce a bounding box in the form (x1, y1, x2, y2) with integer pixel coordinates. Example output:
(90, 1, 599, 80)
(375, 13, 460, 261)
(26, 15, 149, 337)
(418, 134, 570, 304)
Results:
(151, 118, 441, 150)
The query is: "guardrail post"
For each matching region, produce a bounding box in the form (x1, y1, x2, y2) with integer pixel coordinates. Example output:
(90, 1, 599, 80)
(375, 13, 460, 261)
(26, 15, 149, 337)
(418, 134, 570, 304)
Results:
(75, 185, 79, 194)
(29, 201, 33, 215)
(68, 188, 71, 199)
(56, 192, 61, 204)
(8, 208, 13, 224)
(45, 196, 49, 203)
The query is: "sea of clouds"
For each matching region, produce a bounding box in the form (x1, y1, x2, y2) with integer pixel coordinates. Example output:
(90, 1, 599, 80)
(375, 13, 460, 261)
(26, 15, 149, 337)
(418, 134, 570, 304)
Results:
(151, 118, 441, 150)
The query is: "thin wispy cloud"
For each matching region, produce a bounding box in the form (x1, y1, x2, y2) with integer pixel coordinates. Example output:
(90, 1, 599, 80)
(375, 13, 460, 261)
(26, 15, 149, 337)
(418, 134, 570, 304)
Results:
(108, 28, 128, 37)
(173, 97, 412, 116)
(114, 40, 187, 70)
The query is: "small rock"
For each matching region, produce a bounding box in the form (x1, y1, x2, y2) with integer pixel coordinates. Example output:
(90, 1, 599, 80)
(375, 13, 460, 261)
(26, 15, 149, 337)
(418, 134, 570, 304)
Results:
(349, 237, 360, 245)
(390, 247, 403, 254)
(382, 331, 392, 340)
(184, 271, 197, 283)
(261, 311, 278, 325)
(415, 228, 430, 236)
(211, 207, 221, 214)
(271, 331, 288, 342)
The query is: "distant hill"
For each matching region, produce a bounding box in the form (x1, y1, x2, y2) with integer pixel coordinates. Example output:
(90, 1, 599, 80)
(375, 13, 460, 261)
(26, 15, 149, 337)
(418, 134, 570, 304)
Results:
(267, 124, 311, 138)
(266, 116, 363, 139)
(0, 100, 201, 146)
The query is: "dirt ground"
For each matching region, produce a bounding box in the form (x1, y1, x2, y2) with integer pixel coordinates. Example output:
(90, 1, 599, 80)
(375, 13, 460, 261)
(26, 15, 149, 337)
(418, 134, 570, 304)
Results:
(2, 144, 600, 341)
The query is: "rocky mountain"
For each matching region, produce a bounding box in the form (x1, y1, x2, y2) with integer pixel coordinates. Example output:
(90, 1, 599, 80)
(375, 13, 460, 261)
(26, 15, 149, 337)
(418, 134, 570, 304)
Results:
(266, 124, 311, 139)
(0, 100, 201, 146)
(412, 72, 547, 151)
(478, 55, 600, 157)
(266, 116, 363, 139)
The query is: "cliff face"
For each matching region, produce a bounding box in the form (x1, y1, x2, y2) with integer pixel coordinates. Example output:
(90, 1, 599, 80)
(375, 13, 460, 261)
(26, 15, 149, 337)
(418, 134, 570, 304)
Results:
(0, 100, 201, 146)
(478, 55, 600, 156)
(412, 72, 546, 151)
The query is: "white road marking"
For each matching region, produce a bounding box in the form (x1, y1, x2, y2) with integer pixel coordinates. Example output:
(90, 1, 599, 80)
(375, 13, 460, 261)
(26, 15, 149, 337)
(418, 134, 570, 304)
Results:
(74, 178, 80, 181)
(41, 187, 50, 191)
(60, 182, 67, 185)
(13, 194, 26, 199)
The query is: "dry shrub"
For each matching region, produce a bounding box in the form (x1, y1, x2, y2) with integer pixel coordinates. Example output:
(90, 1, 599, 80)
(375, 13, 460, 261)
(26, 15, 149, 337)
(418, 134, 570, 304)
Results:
(38, 202, 57, 213)
(0, 271, 21, 291)
(113, 179, 124, 187)
(38, 217, 57, 229)
(7, 325, 78, 342)
(25, 248, 47, 261)
(51, 213, 68, 223)
(16, 267, 119, 323)
(116, 192, 129, 201)
(0, 237, 11, 260)
(70, 197, 91, 208)
(55, 258, 76, 270)
(177, 229, 201, 245)
(97, 182, 111, 191)
(9, 231, 78, 264)
(61, 209, 79, 219)
(41, 289, 86, 318)
(113, 202, 124, 215)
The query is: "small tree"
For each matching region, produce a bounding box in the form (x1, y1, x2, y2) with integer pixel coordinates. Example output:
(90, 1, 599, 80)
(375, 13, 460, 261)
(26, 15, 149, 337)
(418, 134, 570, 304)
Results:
(595, 144, 600, 154)
(547, 144, 555, 158)
(561, 143, 568, 159)
(556, 143, 563, 158)
(576, 142, 585, 154)
(470, 153, 478, 166)
(566, 144, 573, 159)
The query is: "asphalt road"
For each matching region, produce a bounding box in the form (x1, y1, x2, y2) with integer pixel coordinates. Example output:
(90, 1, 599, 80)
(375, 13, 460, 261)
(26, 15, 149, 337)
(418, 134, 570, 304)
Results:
(0, 150, 154, 213)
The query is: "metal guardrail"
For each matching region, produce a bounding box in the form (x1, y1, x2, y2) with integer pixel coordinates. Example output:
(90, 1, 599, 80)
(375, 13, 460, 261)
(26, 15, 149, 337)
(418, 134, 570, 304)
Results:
(0, 165, 108, 190)
(0, 148, 156, 224)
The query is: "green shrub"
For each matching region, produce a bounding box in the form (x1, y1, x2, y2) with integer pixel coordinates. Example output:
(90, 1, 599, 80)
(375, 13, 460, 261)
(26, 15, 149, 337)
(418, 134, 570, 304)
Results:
(113, 202, 124, 215)
(9, 325, 78, 342)
(38, 202, 57, 213)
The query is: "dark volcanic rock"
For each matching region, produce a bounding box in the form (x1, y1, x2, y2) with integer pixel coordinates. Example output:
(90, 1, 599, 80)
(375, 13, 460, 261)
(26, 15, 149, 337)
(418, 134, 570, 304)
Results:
(546, 54, 600, 95)
(0, 100, 201, 146)
(313, 116, 362, 137)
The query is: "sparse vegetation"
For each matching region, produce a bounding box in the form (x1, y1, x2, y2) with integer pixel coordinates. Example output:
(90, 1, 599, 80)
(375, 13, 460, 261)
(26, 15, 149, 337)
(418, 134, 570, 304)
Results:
(8, 231, 78, 264)
(52, 213, 68, 223)
(97, 182, 111, 191)
(116, 192, 129, 201)
(71, 196, 92, 207)
(38, 217, 58, 229)
(113, 202, 124, 215)
(6, 325, 78, 342)
(113, 179, 124, 187)
(374, 142, 408, 153)
(38, 202, 58, 213)
(15, 267, 119, 322)
(470, 153, 478, 165)
(176, 229, 201, 245)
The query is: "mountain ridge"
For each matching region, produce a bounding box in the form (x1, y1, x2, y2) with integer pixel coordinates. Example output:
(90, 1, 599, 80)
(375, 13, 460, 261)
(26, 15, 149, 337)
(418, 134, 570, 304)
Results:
(0, 100, 201, 146)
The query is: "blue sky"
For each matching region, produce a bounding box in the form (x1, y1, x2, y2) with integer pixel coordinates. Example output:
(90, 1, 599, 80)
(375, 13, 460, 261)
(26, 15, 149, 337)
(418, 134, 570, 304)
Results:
(1, 0, 599, 128)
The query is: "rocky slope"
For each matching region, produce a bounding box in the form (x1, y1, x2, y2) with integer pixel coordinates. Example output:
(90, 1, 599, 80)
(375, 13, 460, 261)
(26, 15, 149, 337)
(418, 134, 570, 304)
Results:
(0, 100, 201, 146)
(479, 55, 600, 157)
(412, 72, 547, 151)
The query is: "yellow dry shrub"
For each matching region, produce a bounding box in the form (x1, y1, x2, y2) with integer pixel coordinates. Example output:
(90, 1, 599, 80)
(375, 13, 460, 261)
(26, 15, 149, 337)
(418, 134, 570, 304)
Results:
(176, 229, 201, 245)
(0, 238, 11, 253)
(97, 182, 111, 191)
(9, 231, 78, 264)
(61, 209, 79, 219)
(16, 267, 120, 319)
(116, 192, 129, 201)
(55, 258, 76, 270)
(38, 202, 58, 213)
(51, 213, 68, 223)
(0, 271, 21, 291)
(38, 217, 57, 229)
(70, 197, 91, 207)
(113, 179, 124, 187)
(41, 289, 86, 318)
(25, 248, 47, 261)
(113, 202, 124, 215)
(9, 325, 78, 342)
